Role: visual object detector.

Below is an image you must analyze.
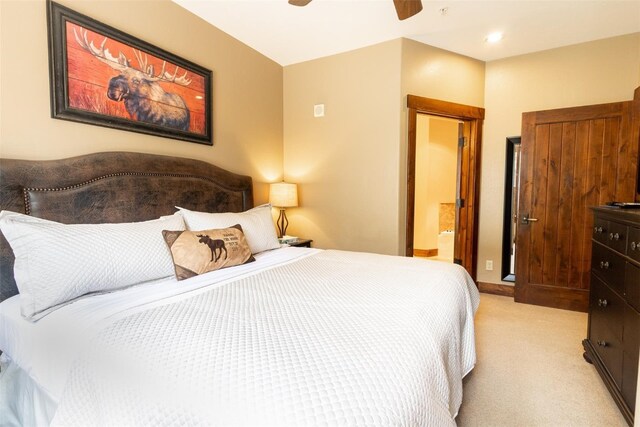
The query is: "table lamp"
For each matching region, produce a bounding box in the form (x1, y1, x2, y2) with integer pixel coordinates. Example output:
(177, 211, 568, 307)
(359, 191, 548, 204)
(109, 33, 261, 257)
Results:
(269, 182, 298, 238)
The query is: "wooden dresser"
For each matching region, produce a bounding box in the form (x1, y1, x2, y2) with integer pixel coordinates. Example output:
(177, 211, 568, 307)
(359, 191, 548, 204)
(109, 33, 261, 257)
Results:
(583, 207, 640, 426)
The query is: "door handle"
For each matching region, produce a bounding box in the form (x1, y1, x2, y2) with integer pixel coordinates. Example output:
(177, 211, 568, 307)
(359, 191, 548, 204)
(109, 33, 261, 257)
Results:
(521, 214, 539, 224)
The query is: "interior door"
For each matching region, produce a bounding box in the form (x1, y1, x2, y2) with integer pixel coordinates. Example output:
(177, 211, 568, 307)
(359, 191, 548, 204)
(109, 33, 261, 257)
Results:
(515, 101, 637, 311)
(454, 121, 472, 269)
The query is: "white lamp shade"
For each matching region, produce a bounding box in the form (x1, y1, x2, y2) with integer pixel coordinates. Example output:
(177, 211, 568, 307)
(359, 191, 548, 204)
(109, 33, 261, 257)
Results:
(269, 182, 298, 208)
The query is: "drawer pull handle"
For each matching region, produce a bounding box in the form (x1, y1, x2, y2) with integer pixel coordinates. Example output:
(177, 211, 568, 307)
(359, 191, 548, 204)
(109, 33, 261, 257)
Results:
(597, 299, 608, 307)
(594, 226, 603, 234)
(599, 261, 610, 269)
(632, 241, 637, 251)
(597, 340, 608, 347)
(608, 232, 620, 241)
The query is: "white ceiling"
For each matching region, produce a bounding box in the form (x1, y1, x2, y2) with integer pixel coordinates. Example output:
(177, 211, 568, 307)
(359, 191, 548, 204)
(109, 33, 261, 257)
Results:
(174, 0, 640, 66)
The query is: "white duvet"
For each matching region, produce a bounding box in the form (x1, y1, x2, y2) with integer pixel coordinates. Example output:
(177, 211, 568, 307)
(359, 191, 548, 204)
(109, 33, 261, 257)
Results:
(3, 248, 479, 426)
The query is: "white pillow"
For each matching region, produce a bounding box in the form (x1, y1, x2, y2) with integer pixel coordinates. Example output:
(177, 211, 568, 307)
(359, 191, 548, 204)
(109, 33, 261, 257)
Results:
(0, 211, 185, 321)
(177, 205, 280, 254)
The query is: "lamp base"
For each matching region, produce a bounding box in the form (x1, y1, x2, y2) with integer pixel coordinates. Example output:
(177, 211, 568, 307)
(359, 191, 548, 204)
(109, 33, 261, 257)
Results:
(276, 208, 289, 238)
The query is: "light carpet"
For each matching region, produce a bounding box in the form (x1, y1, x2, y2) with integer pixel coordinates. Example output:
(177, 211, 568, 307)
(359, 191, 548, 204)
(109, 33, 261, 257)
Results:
(457, 293, 628, 427)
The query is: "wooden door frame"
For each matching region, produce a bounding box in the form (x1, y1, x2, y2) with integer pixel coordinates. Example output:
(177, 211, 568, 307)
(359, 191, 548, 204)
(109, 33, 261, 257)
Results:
(406, 95, 485, 279)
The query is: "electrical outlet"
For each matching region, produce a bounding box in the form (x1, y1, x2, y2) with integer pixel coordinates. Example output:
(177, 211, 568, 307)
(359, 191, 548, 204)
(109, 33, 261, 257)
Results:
(485, 260, 493, 271)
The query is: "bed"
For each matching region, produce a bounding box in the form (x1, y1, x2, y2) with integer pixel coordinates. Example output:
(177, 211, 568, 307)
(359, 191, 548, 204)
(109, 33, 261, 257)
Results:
(0, 152, 479, 426)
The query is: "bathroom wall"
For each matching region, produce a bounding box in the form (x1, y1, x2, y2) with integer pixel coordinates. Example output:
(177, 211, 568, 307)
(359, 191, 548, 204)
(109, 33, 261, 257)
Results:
(414, 114, 430, 250)
(413, 115, 458, 251)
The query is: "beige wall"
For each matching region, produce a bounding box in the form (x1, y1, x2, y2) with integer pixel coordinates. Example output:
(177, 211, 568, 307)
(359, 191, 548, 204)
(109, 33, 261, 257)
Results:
(400, 39, 486, 107)
(414, 114, 431, 248)
(283, 40, 403, 254)
(478, 33, 640, 285)
(0, 0, 283, 204)
(414, 115, 458, 250)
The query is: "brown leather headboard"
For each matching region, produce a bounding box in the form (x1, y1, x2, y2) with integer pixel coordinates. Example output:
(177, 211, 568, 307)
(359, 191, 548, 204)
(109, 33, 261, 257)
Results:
(0, 152, 253, 302)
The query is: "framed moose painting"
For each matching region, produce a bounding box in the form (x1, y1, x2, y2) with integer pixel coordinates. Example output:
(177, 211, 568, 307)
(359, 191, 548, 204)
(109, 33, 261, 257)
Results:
(47, 1, 212, 145)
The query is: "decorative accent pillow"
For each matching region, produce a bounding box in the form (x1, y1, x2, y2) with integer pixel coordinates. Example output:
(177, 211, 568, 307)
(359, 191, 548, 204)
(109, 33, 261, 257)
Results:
(177, 204, 280, 254)
(0, 211, 185, 321)
(162, 225, 255, 280)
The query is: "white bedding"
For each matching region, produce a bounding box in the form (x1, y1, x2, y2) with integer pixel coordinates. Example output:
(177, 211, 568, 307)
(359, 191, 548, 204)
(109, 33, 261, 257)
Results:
(0, 246, 312, 403)
(1, 248, 479, 426)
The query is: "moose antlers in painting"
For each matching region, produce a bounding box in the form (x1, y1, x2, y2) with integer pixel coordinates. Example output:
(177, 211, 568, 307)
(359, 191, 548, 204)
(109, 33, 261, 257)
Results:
(47, 0, 212, 144)
(73, 28, 192, 132)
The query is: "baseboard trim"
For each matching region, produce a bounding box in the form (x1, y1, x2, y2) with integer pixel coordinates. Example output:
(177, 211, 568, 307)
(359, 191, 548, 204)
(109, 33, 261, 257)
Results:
(477, 282, 515, 297)
(414, 248, 437, 257)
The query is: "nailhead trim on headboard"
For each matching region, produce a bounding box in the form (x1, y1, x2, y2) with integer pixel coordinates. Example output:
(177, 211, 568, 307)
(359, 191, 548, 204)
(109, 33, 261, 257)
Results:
(23, 172, 237, 215)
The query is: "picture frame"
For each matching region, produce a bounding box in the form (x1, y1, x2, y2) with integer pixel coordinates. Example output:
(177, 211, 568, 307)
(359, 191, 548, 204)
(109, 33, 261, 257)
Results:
(47, 0, 213, 145)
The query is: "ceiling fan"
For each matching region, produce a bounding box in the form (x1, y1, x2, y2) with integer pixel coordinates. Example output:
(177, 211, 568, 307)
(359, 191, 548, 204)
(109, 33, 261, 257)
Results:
(288, 0, 424, 21)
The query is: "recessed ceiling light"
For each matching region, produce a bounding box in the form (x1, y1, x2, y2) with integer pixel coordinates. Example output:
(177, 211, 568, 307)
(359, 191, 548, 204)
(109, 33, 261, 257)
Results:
(485, 32, 503, 43)
(195, 95, 203, 100)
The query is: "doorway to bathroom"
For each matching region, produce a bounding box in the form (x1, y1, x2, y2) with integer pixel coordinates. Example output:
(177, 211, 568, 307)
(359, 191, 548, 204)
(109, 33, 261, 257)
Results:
(405, 95, 485, 279)
(412, 114, 459, 263)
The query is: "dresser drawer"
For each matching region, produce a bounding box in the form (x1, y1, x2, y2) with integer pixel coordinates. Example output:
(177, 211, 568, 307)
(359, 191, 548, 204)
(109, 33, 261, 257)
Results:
(629, 226, 640, 262)
(590, 321, 623, 389)
(626, 262, 640, 312)
(590, 275, 624, 342)
(592, 242, 625, 296)
(593, 218, 610, 245)
(605, 221, 628, 254)
(622, 307, 640, 414)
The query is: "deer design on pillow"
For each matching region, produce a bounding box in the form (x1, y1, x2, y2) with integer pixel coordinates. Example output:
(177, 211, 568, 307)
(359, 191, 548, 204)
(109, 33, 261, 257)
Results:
(197, 234, 228, 262)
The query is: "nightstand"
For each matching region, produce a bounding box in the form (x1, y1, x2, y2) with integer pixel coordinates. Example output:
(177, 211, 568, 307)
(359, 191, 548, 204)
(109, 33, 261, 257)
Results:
(287, 239, 313, 248)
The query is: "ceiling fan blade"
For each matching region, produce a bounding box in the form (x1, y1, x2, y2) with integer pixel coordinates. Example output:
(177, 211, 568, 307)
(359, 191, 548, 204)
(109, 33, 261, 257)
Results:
(393, 0, 423, 20)
(289, 0, 312, 6)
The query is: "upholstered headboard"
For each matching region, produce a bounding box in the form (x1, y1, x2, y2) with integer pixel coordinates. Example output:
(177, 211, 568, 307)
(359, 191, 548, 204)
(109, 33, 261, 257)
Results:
(0, 152, 253, 302)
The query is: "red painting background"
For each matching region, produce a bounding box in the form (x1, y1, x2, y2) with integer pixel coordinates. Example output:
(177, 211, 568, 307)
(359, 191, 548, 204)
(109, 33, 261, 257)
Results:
(66, 22, 207, 135)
